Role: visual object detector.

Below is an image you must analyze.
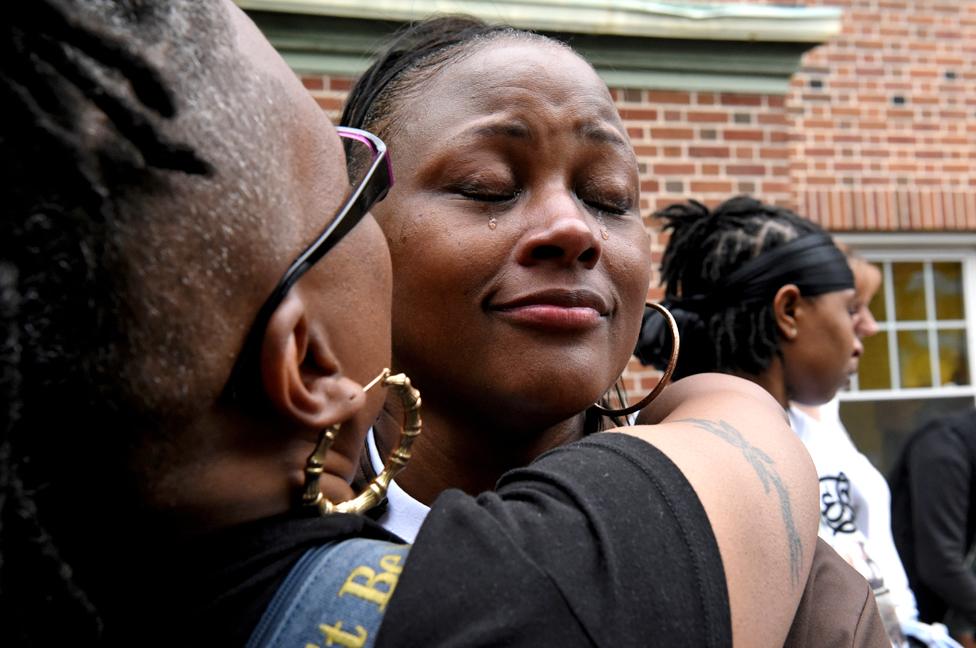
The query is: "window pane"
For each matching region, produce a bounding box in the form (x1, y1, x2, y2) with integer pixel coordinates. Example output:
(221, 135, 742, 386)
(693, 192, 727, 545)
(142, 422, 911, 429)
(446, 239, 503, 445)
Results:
(839, 397, 976, 473)
(859, 331, 891, 390)
(933, 262, 964, 320)
(898, 330, 932, 388)
(893, 262, 927, 321)
(938, 328, 970, 386)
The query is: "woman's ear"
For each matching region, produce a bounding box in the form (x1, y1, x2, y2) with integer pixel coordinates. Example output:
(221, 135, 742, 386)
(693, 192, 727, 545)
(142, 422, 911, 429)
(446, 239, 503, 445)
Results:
(772, 283, 802, 342)
(259, 292, 365, 429)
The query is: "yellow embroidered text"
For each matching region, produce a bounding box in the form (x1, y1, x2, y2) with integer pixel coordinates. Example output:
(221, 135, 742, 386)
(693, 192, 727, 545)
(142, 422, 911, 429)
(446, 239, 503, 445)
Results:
(337, 553, 403, 612)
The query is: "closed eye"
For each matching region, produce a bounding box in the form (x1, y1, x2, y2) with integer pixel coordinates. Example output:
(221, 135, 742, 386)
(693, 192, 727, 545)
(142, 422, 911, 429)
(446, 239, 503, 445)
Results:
(584, 199, 631, 216)
(579, 191, 634, 217)
(576, 176, 635, 218)
(458, 188, 521, 203)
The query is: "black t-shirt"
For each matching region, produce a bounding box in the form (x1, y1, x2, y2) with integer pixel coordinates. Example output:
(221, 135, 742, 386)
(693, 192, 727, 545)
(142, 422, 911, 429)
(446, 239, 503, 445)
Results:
(376, 433, 730, 647)
(107, 513, 400, 646)
(123, 433, 729, 646)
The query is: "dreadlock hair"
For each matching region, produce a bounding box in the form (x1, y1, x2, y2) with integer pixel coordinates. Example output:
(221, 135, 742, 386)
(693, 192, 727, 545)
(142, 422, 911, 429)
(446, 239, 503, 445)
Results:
(340, 15, 570, 138)
(648, 195, 825, 380)
(0, 1, 293, 643)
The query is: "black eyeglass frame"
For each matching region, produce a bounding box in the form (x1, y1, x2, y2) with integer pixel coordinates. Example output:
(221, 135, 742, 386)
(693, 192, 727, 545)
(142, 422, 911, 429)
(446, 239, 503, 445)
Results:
(224, 126, 393, 402)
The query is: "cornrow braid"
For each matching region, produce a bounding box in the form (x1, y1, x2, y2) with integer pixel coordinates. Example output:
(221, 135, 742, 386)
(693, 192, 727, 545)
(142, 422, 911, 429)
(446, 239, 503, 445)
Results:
(340, 15, 564, 139)
(648, 196, 822, 379)
(1, 1, 212, 643)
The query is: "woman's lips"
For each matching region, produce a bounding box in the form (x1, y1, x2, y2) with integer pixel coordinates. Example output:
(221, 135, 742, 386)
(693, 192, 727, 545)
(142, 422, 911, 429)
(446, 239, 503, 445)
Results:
(494, 304, 603, 331)
(489, 289, 609, 332)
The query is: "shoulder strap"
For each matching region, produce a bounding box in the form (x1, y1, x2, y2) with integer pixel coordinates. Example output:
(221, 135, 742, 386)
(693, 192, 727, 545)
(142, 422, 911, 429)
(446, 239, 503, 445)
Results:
(246, 537, 410, 648)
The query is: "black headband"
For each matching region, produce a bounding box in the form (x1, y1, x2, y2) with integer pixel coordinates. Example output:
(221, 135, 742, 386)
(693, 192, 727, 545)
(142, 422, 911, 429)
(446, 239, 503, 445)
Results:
(669, 232, 853, 313)
(635, 232, 853, 373)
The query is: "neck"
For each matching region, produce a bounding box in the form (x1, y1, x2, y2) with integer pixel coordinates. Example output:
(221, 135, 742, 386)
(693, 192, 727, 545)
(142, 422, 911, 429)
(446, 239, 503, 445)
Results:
(734, 360, 789, 410)
(374, 395, 586, 505)
(791, 402, 821, 420)
(122, 409, 353, 537)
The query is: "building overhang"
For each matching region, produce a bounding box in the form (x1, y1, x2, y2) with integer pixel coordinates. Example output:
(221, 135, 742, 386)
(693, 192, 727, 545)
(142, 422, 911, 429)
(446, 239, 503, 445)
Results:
(237, 0, 842, 94)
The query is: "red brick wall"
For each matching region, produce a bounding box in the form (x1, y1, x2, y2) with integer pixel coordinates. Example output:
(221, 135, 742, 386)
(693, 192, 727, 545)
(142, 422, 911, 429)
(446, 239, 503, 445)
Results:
(713, 0, 976, 230)
(616, 89, 793, 214)
(299, 0, 976, 403)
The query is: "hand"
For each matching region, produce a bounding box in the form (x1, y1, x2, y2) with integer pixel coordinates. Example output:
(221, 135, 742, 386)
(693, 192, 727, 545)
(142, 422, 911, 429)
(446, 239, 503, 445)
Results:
(901, 620, 964, 648)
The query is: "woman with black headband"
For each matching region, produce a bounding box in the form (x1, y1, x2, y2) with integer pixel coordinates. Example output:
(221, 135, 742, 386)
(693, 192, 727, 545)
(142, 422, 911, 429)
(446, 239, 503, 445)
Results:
(636, 196, 896, 646)
(637, 195, 861, 409)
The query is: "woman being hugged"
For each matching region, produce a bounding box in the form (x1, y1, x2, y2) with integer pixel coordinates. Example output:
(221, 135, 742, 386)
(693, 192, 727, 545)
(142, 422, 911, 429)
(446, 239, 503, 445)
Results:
(341, 18, 651, 506)
(341, 18, 829, 646)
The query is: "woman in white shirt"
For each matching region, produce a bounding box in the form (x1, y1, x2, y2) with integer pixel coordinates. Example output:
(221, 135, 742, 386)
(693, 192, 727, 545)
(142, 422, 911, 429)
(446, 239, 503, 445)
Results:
(791, 256, 959, 648)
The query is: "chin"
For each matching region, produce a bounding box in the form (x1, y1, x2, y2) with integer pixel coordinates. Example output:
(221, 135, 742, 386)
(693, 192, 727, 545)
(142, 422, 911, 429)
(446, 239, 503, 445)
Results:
(489, 379, 605, 428)
(794, 388, 839, 408)
(839, 369, 858, 393)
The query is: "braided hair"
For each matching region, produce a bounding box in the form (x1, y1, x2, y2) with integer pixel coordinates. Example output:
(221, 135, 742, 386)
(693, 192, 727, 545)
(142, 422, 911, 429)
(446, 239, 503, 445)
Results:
(0, 1, 260, 642)
(341, 16, 567, 137)
(642, 196, 825, 379)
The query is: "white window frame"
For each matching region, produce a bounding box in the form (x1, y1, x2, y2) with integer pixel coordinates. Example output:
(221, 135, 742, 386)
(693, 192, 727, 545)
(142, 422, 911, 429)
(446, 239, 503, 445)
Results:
(836, 233, 976, 405)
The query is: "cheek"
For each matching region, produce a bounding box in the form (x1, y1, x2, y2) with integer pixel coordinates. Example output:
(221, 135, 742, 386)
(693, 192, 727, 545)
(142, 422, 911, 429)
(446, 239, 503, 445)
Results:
(376, 199, 437, 287)
(378, 199, 502, 315)
(373, 196, 413, 255)
(603, 235, 652, 368)
(349, 219, 392, 328)
(607, 232, 653, 305)
(825, 317, 855, 365)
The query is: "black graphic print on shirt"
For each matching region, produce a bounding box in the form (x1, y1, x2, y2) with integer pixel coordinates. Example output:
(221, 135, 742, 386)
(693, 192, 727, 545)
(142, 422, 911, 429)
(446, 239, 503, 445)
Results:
(819, 472, 857, 535)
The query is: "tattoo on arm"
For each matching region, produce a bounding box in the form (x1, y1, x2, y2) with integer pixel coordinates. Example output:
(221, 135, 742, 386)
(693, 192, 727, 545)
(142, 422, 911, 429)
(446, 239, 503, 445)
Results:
(677, 418, 803, 586)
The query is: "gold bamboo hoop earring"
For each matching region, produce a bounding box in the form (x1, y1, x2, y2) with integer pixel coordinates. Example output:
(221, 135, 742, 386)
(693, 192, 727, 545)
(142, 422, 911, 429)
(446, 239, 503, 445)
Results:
(302, 368, 422, 515)
(591, 301, 680, 418)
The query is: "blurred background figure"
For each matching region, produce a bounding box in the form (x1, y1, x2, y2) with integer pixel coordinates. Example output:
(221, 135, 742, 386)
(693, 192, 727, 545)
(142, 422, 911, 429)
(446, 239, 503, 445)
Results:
(791, 251, 961, 648)
(891, 407, 976, 647)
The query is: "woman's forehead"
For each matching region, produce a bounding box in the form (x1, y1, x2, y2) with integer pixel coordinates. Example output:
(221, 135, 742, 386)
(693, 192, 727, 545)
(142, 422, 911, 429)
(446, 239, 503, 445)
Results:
(426, 40, 616, 118)
(852, 261, 882, 297)
(394, 41, 624, 150)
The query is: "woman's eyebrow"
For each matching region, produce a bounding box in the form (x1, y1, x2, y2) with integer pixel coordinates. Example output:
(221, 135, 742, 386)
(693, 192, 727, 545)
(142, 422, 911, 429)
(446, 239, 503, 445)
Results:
(458, 118, 629, 153)
(576, 121, 629, 149)
(468, 121, 532, 140)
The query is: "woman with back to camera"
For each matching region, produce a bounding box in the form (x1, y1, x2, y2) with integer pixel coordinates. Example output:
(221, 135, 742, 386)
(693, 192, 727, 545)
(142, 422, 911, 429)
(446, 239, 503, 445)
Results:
(3, 2, 818, 646)
(340, 17, 887, 647)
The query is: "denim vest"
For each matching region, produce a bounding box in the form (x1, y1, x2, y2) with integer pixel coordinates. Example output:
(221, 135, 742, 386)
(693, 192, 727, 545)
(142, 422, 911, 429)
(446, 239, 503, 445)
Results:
(246, 538, 410, 648)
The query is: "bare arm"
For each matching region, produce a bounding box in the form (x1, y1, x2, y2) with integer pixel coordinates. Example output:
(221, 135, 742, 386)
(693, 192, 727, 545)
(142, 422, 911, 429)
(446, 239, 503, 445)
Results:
(615, 373, 819, 647)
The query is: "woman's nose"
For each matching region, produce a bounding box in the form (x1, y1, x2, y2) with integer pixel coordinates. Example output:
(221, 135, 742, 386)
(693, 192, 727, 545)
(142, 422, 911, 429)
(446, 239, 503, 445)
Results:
(514, 193, 602, 269)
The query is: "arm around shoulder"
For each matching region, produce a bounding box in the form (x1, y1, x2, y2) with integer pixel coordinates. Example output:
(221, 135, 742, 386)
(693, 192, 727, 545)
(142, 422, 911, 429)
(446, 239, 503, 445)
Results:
(617, 373, 820, 647)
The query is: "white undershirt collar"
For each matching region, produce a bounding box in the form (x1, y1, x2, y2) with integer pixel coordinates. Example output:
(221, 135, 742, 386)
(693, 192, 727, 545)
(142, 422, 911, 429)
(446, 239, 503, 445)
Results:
(367, 427, 430, 543)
